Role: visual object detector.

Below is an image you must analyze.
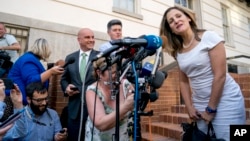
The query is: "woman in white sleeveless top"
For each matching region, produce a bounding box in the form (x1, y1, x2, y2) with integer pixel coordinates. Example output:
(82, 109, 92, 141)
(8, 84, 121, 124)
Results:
(159, 6, 245, 141)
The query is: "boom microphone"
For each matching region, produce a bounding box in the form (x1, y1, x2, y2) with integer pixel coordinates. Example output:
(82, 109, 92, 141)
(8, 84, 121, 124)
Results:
(110, 35, 162, 50)
(63, 57, 75, 68)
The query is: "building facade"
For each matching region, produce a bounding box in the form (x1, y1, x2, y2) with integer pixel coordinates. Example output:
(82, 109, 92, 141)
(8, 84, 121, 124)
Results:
(1, 1, 250, 140)
(1, 0, 249, 72)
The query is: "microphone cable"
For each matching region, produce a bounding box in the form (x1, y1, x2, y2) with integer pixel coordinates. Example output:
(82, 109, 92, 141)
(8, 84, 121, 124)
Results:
(91, 78, 99, 141)
(132, 61, 139, 141)
(78, 61, 92, 141)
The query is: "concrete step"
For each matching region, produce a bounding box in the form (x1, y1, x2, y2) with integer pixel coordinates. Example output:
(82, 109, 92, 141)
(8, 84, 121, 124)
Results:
(141, 122, 182, 140)
(141, 132, 179, 141)
(159, 113, 191, 124)
(170, 105, 187, 114)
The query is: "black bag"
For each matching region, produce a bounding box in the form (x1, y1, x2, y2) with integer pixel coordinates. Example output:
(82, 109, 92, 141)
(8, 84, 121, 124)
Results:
(0, 50, 11, 61)
(181, 122, 226, 141)
(0, 51, 13, 77)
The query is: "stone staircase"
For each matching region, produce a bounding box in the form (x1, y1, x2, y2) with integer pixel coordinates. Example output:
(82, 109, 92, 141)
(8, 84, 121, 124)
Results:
(139, 73, 250, 141)
(141, 105, 188, 141)
(140, 102, 250, 141)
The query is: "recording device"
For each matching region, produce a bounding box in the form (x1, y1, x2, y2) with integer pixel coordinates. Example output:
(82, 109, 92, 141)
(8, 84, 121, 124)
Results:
(92, 35, 162, 62)
(2, 78, 15, 89)
(141, 62, 167, 89)
(47, 58, 75, 70)
(110, 35, 162, 50)
(63, 57, 75, 68)
(133, 47, 156, 62)
(0, 109, 24, 129)
(59, 129, 65, 133)
(91, 45, 121, 62)
(70, 87, 78, 91)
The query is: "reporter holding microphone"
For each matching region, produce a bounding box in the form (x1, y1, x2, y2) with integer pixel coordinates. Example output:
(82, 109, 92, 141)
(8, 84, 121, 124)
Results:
(7, 38, 64, 106)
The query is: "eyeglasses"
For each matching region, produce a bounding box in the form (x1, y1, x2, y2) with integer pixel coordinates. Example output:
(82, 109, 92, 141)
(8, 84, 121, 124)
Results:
(32, 97, 49, 103)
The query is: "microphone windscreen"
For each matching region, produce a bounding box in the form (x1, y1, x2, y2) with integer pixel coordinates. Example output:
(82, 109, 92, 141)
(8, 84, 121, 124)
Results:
(151, 71, 166, 89)
(144, 35, 162, 50)
(63, 57, 75, 68)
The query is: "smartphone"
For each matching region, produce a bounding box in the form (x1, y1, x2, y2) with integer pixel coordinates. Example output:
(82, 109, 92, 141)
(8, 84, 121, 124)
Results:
(70, 87, 78, 91)
(2, 78, 15, 89)
(59, 129, 65, 133)
(0, 109, 24, 129)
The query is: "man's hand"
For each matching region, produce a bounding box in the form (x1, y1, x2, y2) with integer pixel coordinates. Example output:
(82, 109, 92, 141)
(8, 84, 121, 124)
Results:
(0, 123, 13, 140)
(55, 128, 67, 141)
(65, 84, 79, 96)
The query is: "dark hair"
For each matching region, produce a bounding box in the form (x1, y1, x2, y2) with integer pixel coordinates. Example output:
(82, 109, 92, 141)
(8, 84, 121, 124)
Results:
(107, 19, 122, 30)
(159, 6, 205, 58)
(25, 82, 47, 98)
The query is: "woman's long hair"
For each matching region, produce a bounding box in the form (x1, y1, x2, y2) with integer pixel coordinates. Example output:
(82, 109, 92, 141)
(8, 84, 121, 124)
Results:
(159, 6, 205, 58)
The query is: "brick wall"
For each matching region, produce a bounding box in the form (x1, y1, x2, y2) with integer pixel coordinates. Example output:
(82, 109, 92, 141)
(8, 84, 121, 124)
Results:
(48, 74, 68, 116)
(48, 69, 250, 121)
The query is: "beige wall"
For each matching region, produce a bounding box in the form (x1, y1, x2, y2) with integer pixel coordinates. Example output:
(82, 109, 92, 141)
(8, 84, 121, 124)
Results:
(0, 0, 249, 67)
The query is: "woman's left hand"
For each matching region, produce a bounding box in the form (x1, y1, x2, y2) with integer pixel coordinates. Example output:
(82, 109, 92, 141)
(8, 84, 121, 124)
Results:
(200, 111, 216, 124)
(50, 65, 64, 75)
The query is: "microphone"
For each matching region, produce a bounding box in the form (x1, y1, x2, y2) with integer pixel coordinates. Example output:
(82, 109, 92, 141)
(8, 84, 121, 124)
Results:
(91, 45, 120, 62)
(151, 70, 167, 89)
(133, 47, 156, 62)
(110, 35, 162, 50)
(63, 57, 75, 68)
(141, 62, 167, 89)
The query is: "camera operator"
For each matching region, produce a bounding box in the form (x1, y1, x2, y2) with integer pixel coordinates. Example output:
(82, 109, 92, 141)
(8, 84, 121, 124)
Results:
(0, 22, 21, 77)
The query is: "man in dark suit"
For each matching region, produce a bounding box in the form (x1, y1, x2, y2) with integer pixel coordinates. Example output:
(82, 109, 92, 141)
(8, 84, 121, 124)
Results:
(60, 28, 99, 141)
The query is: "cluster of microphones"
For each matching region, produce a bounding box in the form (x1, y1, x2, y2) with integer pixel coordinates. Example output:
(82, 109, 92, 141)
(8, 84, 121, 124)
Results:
(63, 34, 168, 104)
(95, 35, 168, 105)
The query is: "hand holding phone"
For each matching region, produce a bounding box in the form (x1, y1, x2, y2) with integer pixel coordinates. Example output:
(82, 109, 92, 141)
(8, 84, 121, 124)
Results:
(70, 87, 78, 91)
(2, 78, 14, 89)
(0, 109, 24, 129)
(59, 129, 65, 133)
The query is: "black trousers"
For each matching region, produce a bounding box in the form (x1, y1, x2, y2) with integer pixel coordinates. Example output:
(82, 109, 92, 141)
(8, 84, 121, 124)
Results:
(67, 106, 88, 141)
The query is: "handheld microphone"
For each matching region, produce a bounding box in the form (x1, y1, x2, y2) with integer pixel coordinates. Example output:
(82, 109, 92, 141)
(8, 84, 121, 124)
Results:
(63, 57, 75, 68)
(110, 35, 162, 50)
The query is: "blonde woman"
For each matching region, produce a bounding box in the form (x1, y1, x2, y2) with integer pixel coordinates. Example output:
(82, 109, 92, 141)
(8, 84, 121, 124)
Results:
(8, 38, 64, 105)
(85, 57, 134, 141)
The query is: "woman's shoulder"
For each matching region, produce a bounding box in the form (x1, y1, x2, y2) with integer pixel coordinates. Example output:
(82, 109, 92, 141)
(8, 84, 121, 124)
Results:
(87, 83, 99, 92)
(201, 30, 219, 39)
(17, 52, 39, 63)
(200, 30, 224, 49)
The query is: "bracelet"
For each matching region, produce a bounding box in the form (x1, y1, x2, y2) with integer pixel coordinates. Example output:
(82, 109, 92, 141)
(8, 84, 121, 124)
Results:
(205, 106, 217, 113)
